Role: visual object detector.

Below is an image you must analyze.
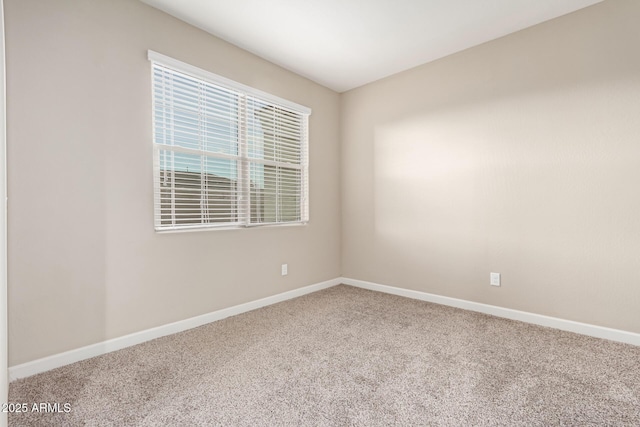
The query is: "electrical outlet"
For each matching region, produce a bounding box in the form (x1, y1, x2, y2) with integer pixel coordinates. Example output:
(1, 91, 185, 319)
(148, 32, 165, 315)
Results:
(281, 264, 288, 276)
(490, 272, 501, 287)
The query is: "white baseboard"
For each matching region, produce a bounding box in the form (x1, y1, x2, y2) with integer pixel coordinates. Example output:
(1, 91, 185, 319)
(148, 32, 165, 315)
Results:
(10, 276, 638, 380)
(340, 277, 640, 347)
(9, 278, 342, 381)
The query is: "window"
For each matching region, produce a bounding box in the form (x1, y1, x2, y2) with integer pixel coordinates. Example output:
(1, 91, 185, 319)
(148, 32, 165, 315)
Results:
(149, 51, 310, 231)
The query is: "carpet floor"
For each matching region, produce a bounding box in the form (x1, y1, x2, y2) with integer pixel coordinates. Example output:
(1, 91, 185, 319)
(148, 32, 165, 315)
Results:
(8, 285, 640, 426)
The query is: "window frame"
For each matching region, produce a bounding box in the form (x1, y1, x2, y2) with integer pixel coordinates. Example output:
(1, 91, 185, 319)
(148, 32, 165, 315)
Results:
(148, 51, 311, 232)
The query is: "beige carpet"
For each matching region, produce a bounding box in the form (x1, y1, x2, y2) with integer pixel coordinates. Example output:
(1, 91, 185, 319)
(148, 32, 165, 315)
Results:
(9, 285, 640, 426)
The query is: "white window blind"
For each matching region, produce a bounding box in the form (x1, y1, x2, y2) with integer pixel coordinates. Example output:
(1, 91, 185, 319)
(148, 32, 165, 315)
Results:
(149, 51, 310, 231)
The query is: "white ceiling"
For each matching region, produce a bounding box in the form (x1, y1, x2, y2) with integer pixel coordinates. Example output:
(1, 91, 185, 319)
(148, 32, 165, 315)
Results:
(141, 0, 603, 93)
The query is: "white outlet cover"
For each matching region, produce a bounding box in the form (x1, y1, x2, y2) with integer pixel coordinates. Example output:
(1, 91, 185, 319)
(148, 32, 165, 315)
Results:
(490, 272, 501, 287)
(281, 264, 288, 276)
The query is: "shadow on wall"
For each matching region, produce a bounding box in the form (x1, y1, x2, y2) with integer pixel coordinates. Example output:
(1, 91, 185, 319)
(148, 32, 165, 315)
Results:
(361, 0, 640, 326)
(369, 69, 640, 321)
(356, 2, 640, 323)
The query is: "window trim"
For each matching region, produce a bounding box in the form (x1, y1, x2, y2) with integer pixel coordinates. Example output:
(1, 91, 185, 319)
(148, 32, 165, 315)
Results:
(148, 51, 311, 115)
(149, 50, 311, 232)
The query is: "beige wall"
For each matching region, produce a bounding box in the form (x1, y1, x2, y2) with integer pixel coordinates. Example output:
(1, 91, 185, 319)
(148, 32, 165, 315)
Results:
(341, 0, 640, 334)
(5, 0, 341, 365)
(6, 0, 640, 368)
